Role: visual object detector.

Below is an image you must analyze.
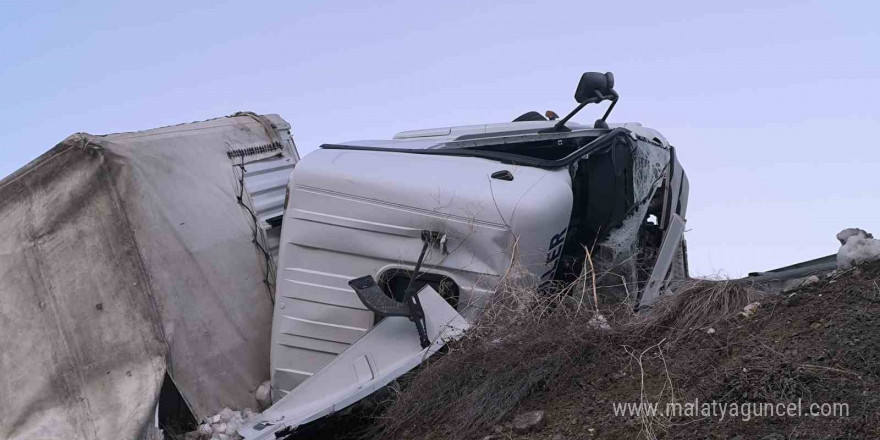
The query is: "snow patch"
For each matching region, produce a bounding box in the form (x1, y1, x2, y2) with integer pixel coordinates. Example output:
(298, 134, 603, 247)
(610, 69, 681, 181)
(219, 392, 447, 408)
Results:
(836, 228, 880, 269)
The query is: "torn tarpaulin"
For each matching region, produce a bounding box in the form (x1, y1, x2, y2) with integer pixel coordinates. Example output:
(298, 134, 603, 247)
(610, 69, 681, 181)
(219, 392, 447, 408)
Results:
(0, 113, 298, 440)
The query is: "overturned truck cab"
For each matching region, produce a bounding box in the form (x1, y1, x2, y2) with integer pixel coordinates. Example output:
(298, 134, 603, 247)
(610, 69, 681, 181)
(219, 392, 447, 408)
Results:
(241, 72, 689, 438)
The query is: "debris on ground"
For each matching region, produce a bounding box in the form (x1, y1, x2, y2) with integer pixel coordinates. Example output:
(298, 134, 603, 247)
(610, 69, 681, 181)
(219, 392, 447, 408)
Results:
(782, 274, 820, 293)
(587, 313, 611, 330)
(738, 301, 761, 319)
(512, 410, 546, 433)
(837, 227, 880, 269)
(186, 408, 257, 440)
(255, 381, 272, 410)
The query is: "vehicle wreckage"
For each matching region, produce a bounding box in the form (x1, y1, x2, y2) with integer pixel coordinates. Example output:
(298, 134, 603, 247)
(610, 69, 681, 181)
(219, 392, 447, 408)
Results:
(0, 72, 688, 439)
(244, 72, 689, 438)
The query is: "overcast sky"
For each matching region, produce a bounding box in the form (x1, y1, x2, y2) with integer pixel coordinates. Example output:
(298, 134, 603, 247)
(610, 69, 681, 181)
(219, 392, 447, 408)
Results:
(1, 0, 877, 277)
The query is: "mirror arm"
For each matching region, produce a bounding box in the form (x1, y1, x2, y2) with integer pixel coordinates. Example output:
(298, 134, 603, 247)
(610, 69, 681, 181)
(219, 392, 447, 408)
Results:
(550, 101, 588, 132)
(600, 93, 618, 122)
(594, 92, 619, 129)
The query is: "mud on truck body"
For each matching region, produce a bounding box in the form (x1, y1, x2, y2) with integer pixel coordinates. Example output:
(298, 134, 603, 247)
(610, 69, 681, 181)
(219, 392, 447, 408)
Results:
(241, 72, 689, 438)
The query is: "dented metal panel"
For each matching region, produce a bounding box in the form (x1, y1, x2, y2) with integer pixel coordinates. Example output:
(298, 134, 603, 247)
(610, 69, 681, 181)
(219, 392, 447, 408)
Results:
(239, 155, 296, 259)
(268, 148, 573, 398)
(241, 286, 469, 440)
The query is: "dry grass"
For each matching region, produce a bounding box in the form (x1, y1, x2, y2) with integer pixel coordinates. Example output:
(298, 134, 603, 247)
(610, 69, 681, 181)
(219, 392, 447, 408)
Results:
(367, 259, 600, 440)
(364, 245, 761, 440)
(628, 279, 760, 342)
(622, 338, 673, 440)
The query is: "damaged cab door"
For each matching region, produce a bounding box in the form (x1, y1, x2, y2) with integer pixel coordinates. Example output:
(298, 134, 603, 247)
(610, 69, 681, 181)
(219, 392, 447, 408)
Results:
(265, 147, 574, 401)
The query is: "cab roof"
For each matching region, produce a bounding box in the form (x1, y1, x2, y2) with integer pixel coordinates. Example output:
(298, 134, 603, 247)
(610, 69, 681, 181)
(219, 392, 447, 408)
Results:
(324, 121, 669, 151)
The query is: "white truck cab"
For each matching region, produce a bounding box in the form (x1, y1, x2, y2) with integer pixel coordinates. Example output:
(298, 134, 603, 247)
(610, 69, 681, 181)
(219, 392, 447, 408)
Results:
(242, 72, 689, 438)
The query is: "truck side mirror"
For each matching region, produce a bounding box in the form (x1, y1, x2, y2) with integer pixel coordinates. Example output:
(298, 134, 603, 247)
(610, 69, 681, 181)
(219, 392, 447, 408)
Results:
(574, 72, 616, 104)
(545, 71, 620, 132)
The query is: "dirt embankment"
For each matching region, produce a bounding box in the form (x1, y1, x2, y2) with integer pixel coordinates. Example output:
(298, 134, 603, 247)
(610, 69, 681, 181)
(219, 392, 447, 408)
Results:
(360, 261, 880, 440)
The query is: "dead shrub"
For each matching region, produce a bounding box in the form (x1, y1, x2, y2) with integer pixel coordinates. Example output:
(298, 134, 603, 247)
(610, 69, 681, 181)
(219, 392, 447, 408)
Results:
(629, 279, 760, 342)
(369, 258, 609, 440)
(369, 258, 760, 439)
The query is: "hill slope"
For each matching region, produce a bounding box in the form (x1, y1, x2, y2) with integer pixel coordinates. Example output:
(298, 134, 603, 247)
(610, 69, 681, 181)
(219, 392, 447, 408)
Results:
(370, 261, 880, 439)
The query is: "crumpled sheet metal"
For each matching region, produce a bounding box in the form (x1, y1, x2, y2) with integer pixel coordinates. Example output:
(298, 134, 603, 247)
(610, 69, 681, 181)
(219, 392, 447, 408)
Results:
(0, 114, 296, 439)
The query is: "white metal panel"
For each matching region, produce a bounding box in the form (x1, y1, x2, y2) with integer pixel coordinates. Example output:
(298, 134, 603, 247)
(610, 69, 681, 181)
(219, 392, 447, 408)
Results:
(268, 148, 573, 399)
(238, 155, 296, 259)
(242, 286, 469, 440)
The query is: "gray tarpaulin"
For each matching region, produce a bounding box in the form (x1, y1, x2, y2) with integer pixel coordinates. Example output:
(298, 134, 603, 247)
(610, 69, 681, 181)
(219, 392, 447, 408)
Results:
(0, 114, 298, 439)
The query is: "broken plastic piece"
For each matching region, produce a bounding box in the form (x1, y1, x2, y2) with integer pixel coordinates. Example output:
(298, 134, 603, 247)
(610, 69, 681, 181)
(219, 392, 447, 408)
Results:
(349, 276, 412, 317)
